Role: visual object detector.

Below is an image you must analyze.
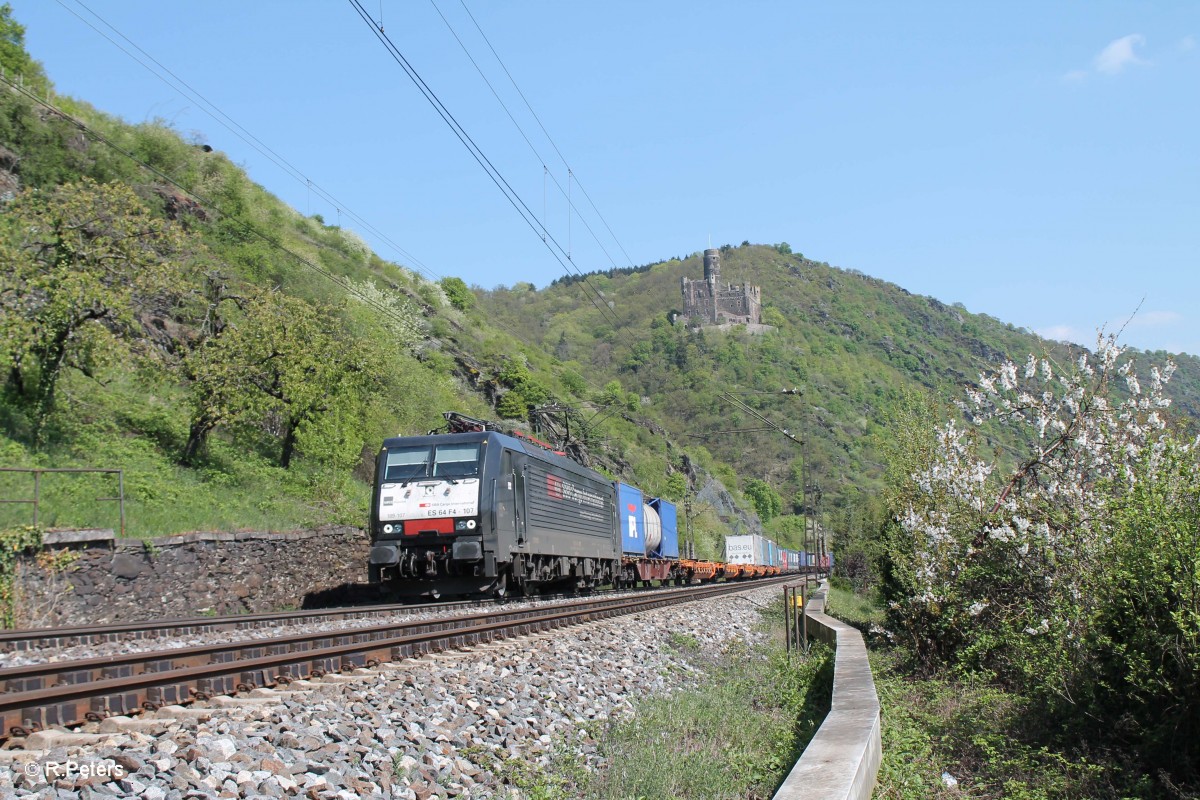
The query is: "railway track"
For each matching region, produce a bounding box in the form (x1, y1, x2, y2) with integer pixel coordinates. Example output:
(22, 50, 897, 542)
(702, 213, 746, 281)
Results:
(0, 597, 490, 653)
(0, 579, 756, 654)
(0, 576, 794, 740)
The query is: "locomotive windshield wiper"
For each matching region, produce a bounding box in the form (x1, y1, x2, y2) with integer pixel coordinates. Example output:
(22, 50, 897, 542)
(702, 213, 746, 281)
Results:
(400, 463, 430, 487)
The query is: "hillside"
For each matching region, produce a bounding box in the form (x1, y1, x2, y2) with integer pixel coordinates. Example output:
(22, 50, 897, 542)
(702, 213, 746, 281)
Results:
(474, 245, 1200, 528)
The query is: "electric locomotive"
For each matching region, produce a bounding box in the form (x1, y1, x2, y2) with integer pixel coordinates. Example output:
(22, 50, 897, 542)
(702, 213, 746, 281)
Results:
(368, 423, 621, 598)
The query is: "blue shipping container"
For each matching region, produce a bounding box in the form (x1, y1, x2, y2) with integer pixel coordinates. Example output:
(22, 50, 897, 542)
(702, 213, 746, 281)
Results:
(616, 482, 646, 555)
(650, 498, 679, 559)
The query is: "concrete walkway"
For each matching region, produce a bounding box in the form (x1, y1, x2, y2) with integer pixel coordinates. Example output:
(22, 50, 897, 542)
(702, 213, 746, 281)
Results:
(773, 582, 881, 800)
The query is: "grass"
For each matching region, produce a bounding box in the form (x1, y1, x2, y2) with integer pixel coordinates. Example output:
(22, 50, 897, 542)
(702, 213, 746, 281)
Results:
(820, 584, 1141, 800)
(0, 431, 351, 537)
(577, 600, 834, 800)
(486, 598, 835, 800)
(823, 580, 885, 634)
(870, 649, 1123, 800)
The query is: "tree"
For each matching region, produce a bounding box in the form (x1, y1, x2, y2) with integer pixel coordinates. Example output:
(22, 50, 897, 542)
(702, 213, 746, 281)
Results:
(0, 4, 49, 91)
(439, 276, 475, 311)
(663, 472, 688, 502)
(744, 478, 783, 522)
(495, 356, 550, 412)
(182, 289, 384, 468)
(0, 179, 187, 444)
(1089, 439, 1200, 777)
(344, 278, 422, 348)
(496, 391, 529, 420)
(560, 369, 586, 397)
(597, 379, 625, 407)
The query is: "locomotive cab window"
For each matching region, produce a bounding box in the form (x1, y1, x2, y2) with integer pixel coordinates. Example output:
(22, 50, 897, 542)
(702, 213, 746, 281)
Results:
(384, 443, 481, 481)
(433, 443, 480, 479)
(384, 447, 430, 481)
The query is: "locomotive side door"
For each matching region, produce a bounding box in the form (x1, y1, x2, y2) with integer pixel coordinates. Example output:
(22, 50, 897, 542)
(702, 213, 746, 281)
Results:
(494, 449, 526, 550)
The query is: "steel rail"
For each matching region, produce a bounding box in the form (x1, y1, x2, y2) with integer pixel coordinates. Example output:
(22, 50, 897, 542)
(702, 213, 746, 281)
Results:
(0, 577, 791, 739)
(0, 598, 491, 651)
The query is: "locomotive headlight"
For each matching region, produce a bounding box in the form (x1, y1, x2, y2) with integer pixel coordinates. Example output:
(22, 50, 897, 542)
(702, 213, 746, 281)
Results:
(383, 524, 394, 534)
(466, 519, 477, 530)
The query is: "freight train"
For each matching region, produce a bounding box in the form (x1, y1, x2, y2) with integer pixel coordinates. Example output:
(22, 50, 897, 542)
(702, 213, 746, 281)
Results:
(367, 414, 806, 598)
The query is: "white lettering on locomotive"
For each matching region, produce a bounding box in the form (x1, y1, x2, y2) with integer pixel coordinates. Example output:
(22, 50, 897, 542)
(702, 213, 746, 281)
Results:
(545, 474, 606, 509)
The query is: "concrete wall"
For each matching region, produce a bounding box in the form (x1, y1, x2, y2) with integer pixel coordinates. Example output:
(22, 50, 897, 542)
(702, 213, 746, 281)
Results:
(13, 527, 370, 628)
(773, 582, 882, 800)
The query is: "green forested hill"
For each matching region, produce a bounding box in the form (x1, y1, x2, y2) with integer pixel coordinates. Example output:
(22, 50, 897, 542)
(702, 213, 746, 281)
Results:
(2, 5, 1198, 563)
(474, 245, 1200, 536)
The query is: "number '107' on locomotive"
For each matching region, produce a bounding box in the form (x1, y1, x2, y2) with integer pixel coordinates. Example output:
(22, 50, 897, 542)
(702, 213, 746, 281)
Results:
(368, 430, 624, 597)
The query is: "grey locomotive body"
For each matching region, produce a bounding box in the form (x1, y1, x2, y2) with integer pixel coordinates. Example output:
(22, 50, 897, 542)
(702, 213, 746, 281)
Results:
(368, 431, 620, 597)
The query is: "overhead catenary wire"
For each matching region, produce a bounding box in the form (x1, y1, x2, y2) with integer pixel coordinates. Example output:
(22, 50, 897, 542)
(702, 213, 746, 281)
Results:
(63, 0, 669, 427)
(32, 5, 756, 477)
(345, 0, 636, 349)
(454, 0, 637, 270)
(719, 391, 804, 448)
(427, 0, 628, 274)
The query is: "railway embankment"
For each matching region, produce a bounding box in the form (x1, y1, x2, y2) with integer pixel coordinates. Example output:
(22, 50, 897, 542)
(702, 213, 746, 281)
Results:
(0, 583, 784, 798)
(773, 581, 882, 800)
(12, 527, 368, 627)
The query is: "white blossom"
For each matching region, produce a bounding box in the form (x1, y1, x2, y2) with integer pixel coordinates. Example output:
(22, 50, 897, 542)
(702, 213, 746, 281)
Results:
(899, 331, 1176, 652)
(999, 360, 1018, 391)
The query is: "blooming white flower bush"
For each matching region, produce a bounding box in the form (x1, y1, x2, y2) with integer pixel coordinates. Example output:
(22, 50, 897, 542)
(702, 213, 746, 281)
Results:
(884, 333, 1182, 687)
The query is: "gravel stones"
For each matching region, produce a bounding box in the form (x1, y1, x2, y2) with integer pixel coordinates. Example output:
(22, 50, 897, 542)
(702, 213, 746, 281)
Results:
(0, 584, 777, 798)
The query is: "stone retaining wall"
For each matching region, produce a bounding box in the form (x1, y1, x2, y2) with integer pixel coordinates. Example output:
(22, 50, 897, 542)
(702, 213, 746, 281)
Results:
(773, 582, 882, 800)
(13, 527, 370, 628)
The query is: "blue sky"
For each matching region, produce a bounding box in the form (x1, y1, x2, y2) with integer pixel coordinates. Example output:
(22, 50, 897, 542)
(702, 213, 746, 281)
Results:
(14, 2, 1200, 355)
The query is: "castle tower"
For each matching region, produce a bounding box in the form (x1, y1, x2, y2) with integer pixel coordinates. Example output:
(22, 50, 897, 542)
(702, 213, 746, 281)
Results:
(703, 249, 721, 322)
(703, 248, 721, 286)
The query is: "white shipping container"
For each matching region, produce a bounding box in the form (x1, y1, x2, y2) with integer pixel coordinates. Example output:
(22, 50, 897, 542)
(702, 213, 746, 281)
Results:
(725, 534, 767, 565)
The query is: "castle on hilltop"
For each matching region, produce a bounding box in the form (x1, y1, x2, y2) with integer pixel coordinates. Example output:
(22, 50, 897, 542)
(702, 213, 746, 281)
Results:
(680, 248, 762, 326)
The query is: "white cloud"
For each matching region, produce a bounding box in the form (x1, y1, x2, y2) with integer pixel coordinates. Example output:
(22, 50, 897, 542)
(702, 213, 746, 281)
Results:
(1179, 35, 1196, 53)
(1094, 34, 1147, 74)
(1036, 324, 1088, 345)
(1063, 34, 1151, 82)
